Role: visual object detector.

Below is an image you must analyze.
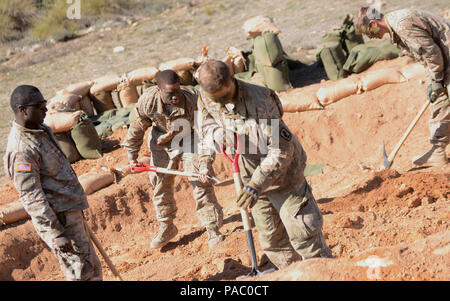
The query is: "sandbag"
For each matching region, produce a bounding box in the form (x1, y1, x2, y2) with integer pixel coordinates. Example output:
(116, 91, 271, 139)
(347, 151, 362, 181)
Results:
(343, 43, 400, 74)
(127, 67, 159, 86)
(278, 90, 324, 112)
(360, 68, 406, 91)
(253, 33, 284, 67)
(159, 57, 195, 72)
(90, 74, 121, 94)
(316, 76, 360, 106)
(70, 114, 103, 159)
(117, 76, 139, 106)
(80, 96, 96, 117)
(54, 132, 80, 163)
(400, 63, 426, 80)
(44, 110, 83, 133)
(63, 81, 94, 97)
(243, 15, 281, 38)
(90, 90, 116, 114)
(48, 94, 82, 112)
(0, 201, 29, 226)
(79, 170, 114, 195)
(257, 60, 292, 92)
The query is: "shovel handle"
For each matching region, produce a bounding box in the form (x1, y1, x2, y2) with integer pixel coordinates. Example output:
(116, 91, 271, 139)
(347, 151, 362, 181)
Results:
(387, 100, 430, 163)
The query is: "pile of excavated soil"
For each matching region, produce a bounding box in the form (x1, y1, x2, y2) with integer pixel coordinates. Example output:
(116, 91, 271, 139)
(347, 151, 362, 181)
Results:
(1, 57, 449, 281)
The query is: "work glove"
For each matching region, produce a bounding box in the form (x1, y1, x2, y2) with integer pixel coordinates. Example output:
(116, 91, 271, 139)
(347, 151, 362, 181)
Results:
(198, 168, 210, 183)
(53, 236, 74, 253)
(427, 80, 445, 103)
(236, 182, 259, 209)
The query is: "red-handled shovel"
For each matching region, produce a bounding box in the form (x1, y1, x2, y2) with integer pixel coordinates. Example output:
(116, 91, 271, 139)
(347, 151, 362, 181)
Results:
(221, 134, 275, 278)
(131, 163, 233, 187)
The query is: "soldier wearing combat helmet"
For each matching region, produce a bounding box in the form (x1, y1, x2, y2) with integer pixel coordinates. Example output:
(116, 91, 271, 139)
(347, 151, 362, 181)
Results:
(355, 6, 450, 166)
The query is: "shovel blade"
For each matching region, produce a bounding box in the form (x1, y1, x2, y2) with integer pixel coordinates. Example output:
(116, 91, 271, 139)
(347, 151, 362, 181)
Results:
(382, 140, 392, 169)
(236, 267, 276, 279)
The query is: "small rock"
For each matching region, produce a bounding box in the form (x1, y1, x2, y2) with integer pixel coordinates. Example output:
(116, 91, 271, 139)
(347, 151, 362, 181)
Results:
(31, 44, 42, 52)
(113, 46, 125, 53)
(407, 197, 422, 208)
(387, 170, 401, 179)
(352, 204, 365, 212)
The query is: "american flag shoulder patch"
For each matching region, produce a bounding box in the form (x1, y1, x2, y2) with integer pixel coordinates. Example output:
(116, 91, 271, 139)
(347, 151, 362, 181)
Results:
(16, 162, 32, 172)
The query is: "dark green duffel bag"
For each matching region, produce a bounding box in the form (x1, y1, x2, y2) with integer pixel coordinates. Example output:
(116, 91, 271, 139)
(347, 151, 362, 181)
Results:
(70, 114, 103, 159)
(54, 132, 80, 163)
(253, 32, 284, 67)
(343, 43, 400, 74)
(256, 60, 292, 92)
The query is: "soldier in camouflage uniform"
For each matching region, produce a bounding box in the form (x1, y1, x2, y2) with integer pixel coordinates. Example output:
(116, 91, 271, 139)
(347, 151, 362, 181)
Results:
(355, 7, 450, 166)
(4, 85, 102, 281)
(121, 70, 224, 249)
(195, 60, 332, 269)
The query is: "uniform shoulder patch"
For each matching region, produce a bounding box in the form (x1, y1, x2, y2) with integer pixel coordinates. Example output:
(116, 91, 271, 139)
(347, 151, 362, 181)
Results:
(280, 127, 292, 141)
(16, 162, 32, 172)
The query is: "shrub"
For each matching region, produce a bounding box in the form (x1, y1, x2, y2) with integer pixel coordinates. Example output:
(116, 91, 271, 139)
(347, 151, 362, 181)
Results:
(0, 0, 37, 42)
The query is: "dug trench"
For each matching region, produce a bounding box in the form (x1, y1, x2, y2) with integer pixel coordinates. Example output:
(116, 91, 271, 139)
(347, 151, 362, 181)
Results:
(0, 59, 449, 280)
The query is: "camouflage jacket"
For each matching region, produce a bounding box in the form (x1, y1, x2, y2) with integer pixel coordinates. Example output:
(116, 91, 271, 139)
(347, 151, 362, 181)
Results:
(385, 9, 450, 84)
(197, 79, 308, 193)
(4, 122, 88, 237)
(121, 86, 213, 166)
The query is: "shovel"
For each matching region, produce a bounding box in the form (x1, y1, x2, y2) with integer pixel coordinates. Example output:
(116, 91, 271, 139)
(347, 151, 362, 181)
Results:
(221, 134, 275, 278)
(382, 100, 430, 169)
(131, 163, 233, 187)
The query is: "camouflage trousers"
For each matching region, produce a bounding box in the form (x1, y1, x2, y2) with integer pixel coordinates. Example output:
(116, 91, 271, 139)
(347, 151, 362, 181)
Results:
(33, 210, 102, 281)
(429, 86, 450, 147)
(250, 183, 333, 269)
(149, 148, 223, 231)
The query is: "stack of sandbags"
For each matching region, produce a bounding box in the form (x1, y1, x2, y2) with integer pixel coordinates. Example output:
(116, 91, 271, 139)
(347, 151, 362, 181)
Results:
(117, 75, 140, 107)
(0, 201, 29, 226)
(278, 89, 324, 112)
(243, 15, 281, 38)
(61, 81, 95, 117)
(90, 74, 121, 114)
(316, 75, 361, 106)
(44, 110, 84, 133)
(359, 68, 406, 92)
(223, 47, 246, 75)
(79, 167, 115, 195)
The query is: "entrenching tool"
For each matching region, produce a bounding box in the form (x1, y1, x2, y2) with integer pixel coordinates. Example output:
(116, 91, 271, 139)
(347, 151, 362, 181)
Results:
(131, 163, 233, 187)
(382, 100, 430, 169)
(84, 221, 124, 281)
(221, 134, 275, 278)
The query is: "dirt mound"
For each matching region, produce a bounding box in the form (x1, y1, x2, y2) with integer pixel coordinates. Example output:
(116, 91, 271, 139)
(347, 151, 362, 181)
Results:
(0, 57, 449, 281)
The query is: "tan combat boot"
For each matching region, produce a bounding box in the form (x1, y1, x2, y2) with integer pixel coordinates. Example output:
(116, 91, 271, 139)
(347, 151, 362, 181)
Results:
(150, 221, 178, 249)
(412, 145, 448, 167)
(207, 227, 225, 249)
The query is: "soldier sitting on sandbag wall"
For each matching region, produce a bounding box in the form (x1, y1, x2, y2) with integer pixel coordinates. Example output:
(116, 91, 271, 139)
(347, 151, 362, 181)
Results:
(4, 85, 102, 281)
(355, 6, 450, 167)
(121, 70, 225, 249)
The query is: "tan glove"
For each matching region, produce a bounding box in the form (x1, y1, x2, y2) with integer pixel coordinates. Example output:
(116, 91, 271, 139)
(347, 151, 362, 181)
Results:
(236, 182, 259, 209)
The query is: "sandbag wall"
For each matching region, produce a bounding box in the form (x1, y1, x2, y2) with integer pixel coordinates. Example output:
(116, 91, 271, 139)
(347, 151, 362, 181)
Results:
(278, 62, 426, 113)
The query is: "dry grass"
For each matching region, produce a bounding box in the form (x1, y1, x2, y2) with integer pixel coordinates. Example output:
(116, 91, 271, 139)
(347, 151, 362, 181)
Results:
(0, 0, 448, 175)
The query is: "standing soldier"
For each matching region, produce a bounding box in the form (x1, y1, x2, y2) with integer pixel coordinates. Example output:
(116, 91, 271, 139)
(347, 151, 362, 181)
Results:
(121, 70, 224, 249)
(195, 60, 332, 269)
(4, 85, 102, 281)
(355, 7, 449, 166)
